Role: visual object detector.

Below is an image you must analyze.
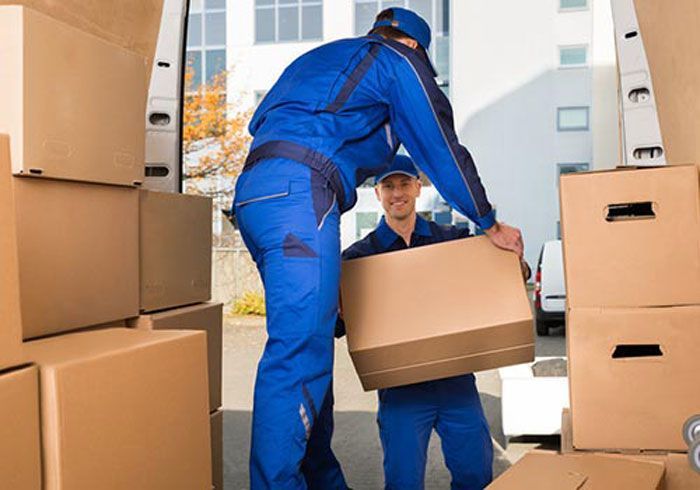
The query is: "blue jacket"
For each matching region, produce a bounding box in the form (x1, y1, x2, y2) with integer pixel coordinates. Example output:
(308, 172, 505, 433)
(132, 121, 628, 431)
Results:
(249, 35, 496, 231)
(337, 215, 472, 337)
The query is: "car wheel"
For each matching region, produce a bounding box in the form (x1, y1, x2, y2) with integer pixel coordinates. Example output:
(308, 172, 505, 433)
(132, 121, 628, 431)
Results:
(535, 319, 549, 337)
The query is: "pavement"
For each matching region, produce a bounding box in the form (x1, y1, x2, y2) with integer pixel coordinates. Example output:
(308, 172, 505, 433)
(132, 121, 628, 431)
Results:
(222, 316, 566, 489)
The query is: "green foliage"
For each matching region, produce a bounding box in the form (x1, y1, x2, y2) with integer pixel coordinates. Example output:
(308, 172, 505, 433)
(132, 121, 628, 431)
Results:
(233, 291, 266, 316)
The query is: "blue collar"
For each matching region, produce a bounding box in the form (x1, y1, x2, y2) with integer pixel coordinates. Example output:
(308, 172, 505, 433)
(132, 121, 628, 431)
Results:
(375, 214, 433, 249)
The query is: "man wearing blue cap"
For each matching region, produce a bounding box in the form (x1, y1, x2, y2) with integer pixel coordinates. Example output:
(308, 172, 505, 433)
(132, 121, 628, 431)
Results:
(340, 155, 526, 489)
(233, 7, 525, 489)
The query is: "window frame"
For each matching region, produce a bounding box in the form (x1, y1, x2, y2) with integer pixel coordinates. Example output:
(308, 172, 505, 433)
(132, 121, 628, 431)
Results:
(557, 106, 590, 132)
(558, 0, 589, 13)
(254, 0, 324, 45)
(186, 1, 227, 89)
(558, 44, 588, 69)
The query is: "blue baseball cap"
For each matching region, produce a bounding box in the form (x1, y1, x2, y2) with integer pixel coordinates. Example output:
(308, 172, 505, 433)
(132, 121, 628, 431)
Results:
(372, 7, 432, 51)
(375, 155, 420, 184)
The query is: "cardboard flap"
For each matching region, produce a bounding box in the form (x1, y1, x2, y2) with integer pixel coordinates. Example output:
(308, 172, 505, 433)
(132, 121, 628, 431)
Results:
(487, 451, 665, 489)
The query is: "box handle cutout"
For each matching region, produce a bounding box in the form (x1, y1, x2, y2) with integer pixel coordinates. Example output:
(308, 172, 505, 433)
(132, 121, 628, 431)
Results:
(149, 112, 171, 126)
(605, 202, 656, 222)
(628, 88, 650, 103)
(612, 344, 663, 359)
(633, 146, 664, 160)
(145, 165, 170, 177)
(28, 168, 43, 175)
(625, 31, 638, 39)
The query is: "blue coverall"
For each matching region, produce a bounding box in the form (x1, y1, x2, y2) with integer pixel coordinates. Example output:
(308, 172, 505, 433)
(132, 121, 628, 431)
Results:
(341, 215, 494, 490)
(233, 34, 496, 489)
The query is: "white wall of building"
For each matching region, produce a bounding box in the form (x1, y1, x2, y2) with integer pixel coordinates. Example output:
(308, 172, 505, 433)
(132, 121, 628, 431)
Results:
(451, 0, 617, 269)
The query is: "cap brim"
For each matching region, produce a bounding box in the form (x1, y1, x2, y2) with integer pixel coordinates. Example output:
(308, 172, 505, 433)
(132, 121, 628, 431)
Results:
(376, 170, 419, 183)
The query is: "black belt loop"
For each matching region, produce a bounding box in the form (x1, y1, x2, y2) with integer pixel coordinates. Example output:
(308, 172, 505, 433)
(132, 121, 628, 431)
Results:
(243, 140, 348, 212)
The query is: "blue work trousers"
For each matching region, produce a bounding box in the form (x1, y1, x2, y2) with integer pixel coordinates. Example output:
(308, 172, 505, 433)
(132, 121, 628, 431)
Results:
(234, 159, 347, 490)
(378, 375, 493, 490)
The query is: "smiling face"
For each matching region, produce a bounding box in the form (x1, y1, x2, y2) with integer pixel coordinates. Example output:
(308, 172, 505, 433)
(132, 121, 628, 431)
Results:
(375, 173, 422, 221)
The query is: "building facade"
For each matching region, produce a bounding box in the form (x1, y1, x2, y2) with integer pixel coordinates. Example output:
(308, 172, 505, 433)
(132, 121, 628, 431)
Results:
(188, 0, 619, 267)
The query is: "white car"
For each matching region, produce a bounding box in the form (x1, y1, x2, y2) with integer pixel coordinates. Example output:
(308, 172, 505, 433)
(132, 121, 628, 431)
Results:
(533, 240, 566, 336)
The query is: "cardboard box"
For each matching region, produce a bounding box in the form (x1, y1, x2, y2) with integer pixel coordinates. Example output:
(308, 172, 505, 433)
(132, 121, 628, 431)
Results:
(211, 409, 223, 490)
(140, 190, 212, 312)
(560, 165, 700, 308)
(0, 0, 163, 69)
(632, 0, 700, 168)
(487, 450, 665, 489)
(25, 328, 211, 490)
(0, 135, 23, 368)
(568, 307, 700, 451)
(128, 302, 223, 410)
(0, 6, 146, 187)
(11, 175, 139, 339)
(559, 420, 700, 489)
(341, 236, 534, 391)
(0, 365, 41, 490)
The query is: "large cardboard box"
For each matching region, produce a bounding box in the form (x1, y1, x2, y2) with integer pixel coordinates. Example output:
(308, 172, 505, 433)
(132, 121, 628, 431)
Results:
(560, 165, 700, 308)
(211, 409, 223, 490)
(0, 365, 42, 490)
(568, 307, 700, 451)
(0, 0, 163, 72)
(0, 6, 146, 187)
(140, 190, 212, 312)
(632, 0, 700, 168)
(341, 236, 534, 391)
(11, 175, 139, 339)
(0, 135, 23, 367)
(128, 302, 223, 410)
(487, 451, 665, 489)
(25, 328, 211, 490)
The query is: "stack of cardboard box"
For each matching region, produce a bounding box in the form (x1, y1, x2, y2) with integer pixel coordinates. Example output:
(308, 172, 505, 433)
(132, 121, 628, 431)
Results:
(490, 0, 700, 486)
(0, 2, 223, 488)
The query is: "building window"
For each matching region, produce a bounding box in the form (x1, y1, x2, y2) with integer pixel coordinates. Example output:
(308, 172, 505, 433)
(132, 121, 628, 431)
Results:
(559, 0, 588, 11)
(354, 0, 450, 90)
(255, 0, 323, 44)
(557, 163, 589, 186)
(557, 107, 590, 132)
(186, 0, 227, 88)
(356, 211, 378, 239)
(559, 45, 588, 68)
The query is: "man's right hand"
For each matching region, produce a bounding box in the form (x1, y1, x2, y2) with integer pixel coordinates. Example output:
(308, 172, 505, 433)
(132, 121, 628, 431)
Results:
(484, 221, 524, 258)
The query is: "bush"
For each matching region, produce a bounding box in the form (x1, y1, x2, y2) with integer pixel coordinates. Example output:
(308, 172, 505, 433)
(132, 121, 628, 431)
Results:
(232, 291, 266, 316)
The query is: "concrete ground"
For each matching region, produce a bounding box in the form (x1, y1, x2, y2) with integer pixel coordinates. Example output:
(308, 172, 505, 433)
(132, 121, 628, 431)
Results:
(222, 317, 566, 489)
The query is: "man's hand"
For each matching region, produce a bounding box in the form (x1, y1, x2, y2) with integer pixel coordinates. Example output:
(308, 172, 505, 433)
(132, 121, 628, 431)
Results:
(484, 221, 524, 258)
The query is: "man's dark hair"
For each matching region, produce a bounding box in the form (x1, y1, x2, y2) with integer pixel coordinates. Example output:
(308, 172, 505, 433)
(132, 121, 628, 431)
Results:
(368, 9, 411, 42)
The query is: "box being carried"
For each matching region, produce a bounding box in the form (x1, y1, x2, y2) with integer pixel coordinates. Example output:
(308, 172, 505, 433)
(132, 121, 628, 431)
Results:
(341, 236, 534, 391)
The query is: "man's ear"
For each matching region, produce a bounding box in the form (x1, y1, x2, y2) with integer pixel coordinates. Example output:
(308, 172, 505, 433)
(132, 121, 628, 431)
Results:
(415, 178, 422, 197)
(374, 185, 381, 201)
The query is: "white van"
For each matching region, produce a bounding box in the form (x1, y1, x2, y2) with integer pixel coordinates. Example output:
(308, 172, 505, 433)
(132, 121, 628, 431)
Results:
(533, 240, 566, 336)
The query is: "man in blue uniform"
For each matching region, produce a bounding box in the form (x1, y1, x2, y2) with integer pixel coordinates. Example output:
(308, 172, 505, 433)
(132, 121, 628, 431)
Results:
(233, 7, 524, 489)
(341, 155, 529, 489)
